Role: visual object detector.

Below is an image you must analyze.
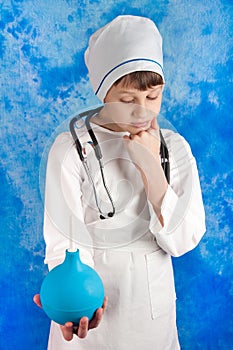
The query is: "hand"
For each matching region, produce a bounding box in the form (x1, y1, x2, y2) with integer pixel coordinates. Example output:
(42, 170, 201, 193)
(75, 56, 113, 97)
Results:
(33, 294, 108, 341)
(123, 117, 161, 170)
(60, 296, 108, 341)
(123, 117, 167, 219)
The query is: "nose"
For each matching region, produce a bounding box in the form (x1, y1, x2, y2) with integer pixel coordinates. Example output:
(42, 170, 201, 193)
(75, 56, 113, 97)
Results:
(132, 101, 148, 119)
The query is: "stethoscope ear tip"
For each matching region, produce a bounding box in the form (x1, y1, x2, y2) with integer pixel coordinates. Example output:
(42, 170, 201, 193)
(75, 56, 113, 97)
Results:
(100, 212, 114, 220)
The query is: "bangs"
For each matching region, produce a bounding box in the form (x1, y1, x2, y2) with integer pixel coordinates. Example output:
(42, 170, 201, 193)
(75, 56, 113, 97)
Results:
(113, 71, 164, 90)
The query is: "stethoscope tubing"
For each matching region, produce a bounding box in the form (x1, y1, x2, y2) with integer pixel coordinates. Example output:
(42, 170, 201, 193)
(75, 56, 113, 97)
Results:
(70, 106, 115, 219)
(69, 107, 170, 219)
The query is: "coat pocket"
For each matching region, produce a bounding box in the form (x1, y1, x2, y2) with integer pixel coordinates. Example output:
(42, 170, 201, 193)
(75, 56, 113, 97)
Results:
(145, 249, 177, 319)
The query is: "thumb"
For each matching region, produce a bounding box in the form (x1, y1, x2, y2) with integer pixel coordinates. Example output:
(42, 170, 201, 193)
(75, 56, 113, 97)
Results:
(147, 118, 160, 140)
(150, 117, 159, 130)
(33, 294, 42, 308)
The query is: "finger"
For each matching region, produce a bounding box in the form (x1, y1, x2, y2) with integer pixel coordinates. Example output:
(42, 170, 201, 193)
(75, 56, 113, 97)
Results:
(61, 322, 74, 341)
(123, 134, 141, 141)
(89, 308, 103, 329)
(77, 317, 89, 339)
(123, 135, 130, 141)
(33, 294, 42, 308)
(88, 296, 108, 329)
(102, 296, 108, 312)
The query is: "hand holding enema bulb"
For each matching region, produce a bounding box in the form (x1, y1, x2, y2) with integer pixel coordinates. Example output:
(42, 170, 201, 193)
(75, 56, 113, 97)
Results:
(39, 216, 105, 326)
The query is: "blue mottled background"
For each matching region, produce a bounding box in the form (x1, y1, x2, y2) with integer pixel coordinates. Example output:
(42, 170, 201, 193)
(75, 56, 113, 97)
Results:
(0, 0, 233, 349)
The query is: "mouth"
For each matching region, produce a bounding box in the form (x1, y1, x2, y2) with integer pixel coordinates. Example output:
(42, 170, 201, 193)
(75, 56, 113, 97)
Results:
(131, 121, 151, 129)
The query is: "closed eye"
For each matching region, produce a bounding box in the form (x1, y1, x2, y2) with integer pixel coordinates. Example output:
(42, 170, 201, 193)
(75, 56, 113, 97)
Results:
(147, 95, 158, 100)
(120, 99, 134, 104)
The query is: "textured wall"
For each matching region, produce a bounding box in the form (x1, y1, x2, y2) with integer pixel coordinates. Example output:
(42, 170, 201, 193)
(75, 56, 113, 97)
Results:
(0, 0, 232, 349)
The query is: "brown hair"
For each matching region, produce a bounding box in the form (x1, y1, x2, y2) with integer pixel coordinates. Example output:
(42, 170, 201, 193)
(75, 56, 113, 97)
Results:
(113, 71, 164, 90)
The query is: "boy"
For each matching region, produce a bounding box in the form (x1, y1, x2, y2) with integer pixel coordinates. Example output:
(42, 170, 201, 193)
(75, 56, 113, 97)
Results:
(35, 15, 205, 349)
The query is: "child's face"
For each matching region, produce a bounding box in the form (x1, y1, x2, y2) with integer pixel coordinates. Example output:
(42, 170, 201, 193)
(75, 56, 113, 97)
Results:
(98, 79, 163, 134)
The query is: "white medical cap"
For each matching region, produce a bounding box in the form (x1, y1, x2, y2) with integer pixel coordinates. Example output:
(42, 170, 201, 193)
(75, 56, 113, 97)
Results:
(84, 15, 164, 101)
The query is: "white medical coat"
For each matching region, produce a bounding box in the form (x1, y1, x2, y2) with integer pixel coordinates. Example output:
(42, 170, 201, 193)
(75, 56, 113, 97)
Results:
(43, 124, 206, 350)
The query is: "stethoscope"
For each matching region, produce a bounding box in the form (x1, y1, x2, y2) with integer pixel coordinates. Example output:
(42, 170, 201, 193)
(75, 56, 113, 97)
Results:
(69, 106, 170, 220)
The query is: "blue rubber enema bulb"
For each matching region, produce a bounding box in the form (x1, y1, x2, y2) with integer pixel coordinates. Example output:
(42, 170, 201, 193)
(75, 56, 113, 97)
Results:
(40, 249, 104, 325)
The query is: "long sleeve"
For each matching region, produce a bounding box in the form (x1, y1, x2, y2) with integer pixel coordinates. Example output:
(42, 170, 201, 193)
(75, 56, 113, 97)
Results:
(149, 130, 206, 257)
(43, 132, 94, 271)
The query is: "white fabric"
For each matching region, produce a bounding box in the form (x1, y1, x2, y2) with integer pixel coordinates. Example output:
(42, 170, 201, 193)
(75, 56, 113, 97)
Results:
(84, 15, 164, 101)
(43, 124, 206, 350)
